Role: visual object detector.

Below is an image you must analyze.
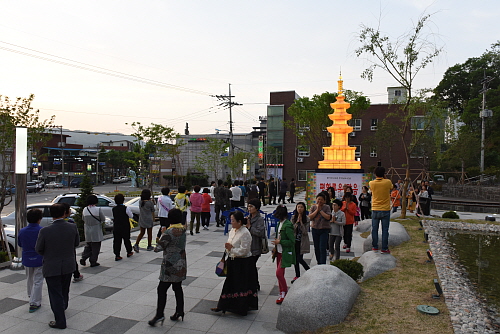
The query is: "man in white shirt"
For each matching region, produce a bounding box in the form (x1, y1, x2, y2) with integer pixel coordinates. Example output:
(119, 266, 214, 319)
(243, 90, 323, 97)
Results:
(230, 181, 242, 208)
(157, 187, 173, 240)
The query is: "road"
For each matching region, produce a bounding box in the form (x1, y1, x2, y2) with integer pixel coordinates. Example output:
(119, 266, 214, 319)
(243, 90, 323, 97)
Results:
(0, 181, 152, 216)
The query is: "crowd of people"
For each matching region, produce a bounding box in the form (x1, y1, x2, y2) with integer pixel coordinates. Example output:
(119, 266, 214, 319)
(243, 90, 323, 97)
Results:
(16, 171, 437, 328)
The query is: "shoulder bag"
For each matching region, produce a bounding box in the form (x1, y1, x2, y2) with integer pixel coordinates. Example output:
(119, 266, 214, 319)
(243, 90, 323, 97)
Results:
(215, 252, 228, 277)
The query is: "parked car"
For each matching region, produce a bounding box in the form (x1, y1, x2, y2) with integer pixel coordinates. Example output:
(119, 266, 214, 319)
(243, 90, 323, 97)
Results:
(51, 193, 115, 230)
(125, 197, 159, 222)
(26, 182, 37, 193)
(112, 177, 122, 184)
(119, 176, 130, 182)
(46, 181, 64, 189)
(1, 185, 16, 195)
(70, 178, 82, 188)
(0, 203, 77, 227)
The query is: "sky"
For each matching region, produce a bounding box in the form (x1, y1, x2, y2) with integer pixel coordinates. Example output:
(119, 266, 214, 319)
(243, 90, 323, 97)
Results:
(1, 0, 499, 138)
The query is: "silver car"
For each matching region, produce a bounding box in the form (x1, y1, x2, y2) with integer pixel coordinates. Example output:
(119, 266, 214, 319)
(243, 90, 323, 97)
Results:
(0, 203, 76, 227)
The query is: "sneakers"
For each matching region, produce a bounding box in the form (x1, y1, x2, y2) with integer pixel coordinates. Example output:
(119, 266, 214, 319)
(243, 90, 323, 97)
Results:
(372, 248, 379, 252)
(291, 277, 299, 284)
(133, 244, 140, 253)
(79, 259, 86, 266)
(115, 256, 123, 261)
(276, 292, 286, 304)
(127, 252, 134, 257)
(72, 275, 84, 283)
(90, 262, 100, 267)
(29, 304, 41, 313)
(381, 249, 391, 254)
(147, 246, 154, 251)
(342, 244, 347, 249)
(345, 248, 350, 253)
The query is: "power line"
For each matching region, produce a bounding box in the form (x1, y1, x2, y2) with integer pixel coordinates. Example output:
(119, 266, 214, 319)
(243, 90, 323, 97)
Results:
(0, 41, 212, 96)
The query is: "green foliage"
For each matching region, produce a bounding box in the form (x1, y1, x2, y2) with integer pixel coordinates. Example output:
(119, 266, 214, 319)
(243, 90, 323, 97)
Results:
(194, 138, 228, 180)
(433, 41, 500, 174)
(331, 259, 364, 281)
(184, 171, 192, 191)
(73, 172, 94, 240)
(285, 90, 370, 158)
(442, 211, 459, 219)
(0, 251, 9, 263)
(0, 94, 54, 215)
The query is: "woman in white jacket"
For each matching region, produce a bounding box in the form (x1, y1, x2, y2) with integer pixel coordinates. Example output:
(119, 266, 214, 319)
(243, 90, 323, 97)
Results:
(211, 211, 258, 316)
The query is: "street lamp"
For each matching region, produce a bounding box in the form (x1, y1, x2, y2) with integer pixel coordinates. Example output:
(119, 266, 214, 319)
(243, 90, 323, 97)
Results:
(11, 126, 28, 270)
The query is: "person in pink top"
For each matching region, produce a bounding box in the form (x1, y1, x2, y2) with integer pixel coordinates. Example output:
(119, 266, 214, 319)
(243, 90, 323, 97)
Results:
(201, 188, 213, 230)
(189, 185, 204, 235)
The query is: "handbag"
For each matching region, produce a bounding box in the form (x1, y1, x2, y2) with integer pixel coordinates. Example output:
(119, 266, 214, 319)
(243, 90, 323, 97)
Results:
(215, 252, 228, 277)
(261, 236, 269, 254)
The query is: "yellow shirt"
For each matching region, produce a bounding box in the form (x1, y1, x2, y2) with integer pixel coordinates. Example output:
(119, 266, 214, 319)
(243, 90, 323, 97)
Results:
(369, 177, 393, 211)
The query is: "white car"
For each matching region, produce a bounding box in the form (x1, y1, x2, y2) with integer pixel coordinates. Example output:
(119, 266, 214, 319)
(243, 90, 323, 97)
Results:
(125, 197, 159, 221)
(46, 181, 64, 188)
(51, 193, 115, 230)
(2, 224, 15, 252)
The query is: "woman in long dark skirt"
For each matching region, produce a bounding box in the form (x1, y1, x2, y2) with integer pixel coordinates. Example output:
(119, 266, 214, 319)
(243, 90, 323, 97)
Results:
(211, 211, 258, 316)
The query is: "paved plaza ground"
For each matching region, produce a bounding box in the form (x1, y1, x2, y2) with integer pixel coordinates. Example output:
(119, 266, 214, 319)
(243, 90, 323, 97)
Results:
(0, 192, 495, 333)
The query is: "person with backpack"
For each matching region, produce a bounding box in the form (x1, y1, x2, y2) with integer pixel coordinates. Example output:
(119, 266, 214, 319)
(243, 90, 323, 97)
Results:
(174, 186, 190, 225)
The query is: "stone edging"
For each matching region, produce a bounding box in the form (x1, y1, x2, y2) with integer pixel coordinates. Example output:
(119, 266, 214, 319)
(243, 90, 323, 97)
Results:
(424, 220, 499, 334)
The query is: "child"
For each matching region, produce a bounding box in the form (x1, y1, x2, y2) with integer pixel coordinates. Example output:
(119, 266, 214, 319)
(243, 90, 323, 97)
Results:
(201, 188, 212, 230)
(391, 184, 401, 213)
(329, 199, 345, 261)
(341, 193, 357, 253)
(189, 185, 203, 235)
(174, 185, 190, 226)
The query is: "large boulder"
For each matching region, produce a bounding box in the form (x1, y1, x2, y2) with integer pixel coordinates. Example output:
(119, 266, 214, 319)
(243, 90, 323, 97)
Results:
(276, 265, 360, 333)
(363, 221, 410, 253)
(355, 219, 372, 233)
(358, 251, 397, 281)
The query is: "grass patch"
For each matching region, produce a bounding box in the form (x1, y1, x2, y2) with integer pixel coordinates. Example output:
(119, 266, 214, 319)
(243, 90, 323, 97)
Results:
(317, 216, 453, 334)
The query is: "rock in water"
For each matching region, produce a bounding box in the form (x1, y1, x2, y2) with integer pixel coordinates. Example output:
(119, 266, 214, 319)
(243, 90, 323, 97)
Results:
(276, 265, 360, 333)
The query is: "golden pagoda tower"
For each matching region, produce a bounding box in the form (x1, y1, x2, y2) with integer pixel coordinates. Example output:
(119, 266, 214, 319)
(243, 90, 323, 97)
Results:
(318, 74, 361, 169)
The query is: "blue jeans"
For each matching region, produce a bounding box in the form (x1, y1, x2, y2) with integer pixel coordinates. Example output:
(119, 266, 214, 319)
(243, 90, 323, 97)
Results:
(311, 228, 329, 265)
(371, 210, 390, 250)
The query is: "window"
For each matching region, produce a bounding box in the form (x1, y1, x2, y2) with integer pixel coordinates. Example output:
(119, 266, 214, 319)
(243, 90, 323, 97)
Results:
(352, 145, 361, 157)
(349, 119, 362, 131)
(371, 119, 378, 131)
(395, 90, 402, 96)
(298, 170, 315, 181)
(298, 123, 310, 134)
(411, 116, 425, 130)
(370, 147, 377, 157)
(297, 145, 310, 157)
(97, 198, 111, 207)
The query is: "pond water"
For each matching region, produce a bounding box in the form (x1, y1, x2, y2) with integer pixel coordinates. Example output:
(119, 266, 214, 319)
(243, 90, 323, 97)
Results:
(446, 230, 500, 311)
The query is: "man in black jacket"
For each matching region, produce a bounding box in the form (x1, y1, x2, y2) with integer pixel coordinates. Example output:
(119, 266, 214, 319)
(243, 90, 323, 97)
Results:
(36, 203, 80, 329)
(257, 178, 267, 206)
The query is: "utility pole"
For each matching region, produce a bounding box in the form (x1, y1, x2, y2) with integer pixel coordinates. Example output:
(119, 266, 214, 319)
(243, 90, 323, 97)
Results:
(479, 74, 493, 183)
(212, 84, 242, 158)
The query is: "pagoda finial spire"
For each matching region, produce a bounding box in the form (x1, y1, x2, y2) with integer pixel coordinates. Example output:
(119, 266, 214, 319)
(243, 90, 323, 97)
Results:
(338, 70, 344, 97)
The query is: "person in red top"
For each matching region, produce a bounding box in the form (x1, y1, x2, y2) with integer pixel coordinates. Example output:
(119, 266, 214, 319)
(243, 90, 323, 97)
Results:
(201, 188, 213, 230)
(341, 193, 357, 253)
(391, 184, 401, 213)
(189, 185, 204, 235)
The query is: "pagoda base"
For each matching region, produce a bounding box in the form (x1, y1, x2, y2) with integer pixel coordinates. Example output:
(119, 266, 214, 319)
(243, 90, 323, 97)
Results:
(318, 160, 362, 169)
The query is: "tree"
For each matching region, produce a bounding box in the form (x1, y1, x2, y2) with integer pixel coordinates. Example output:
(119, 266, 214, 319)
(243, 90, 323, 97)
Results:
(127, 122, 180, 189)
(433, 42, 500, 177)
(194, 138, 229, 181)
(285, 91, 370, 159)
(73, 171, 93, 240)
(355, 13, 443, 218)
(0, 94, 54, 216)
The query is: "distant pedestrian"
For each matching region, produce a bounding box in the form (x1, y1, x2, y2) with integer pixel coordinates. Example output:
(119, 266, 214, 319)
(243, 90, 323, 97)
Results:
(61, 203, 83, 283)
(391, 184, 401, 213)
(214, 180, 227, 227)
(291, 202, 310, 283)
(358, 186, 372, 220)
(209, 181, 216, 200)
(287, 178, 296, 203)
(272, 205, 295, 304)
(157, 187, 173, 240)
(174, 186, 189, 225)
(35, 203, 80, 329)
(230, 181, 242, 208)
(308, 193, 332, 265)
(239, 180, 247, 207)
(257, 178, 267, 206)
(329, 199, 345, 261)
(247, 180, 259, 202)
(133, 189, 156, 252)
(246, 199, 266, 291)
(189, 185, 203, 235)
(268, 178, 277, 205)
(278, 178, 288, 204)
(80, 195, 105, 267)
(369, 166, 393, 254)
(18, 208, 44, 313)
(112, 193, 134, 261)
(201, 188, 212, 230)
(341, 193, 356, 253)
